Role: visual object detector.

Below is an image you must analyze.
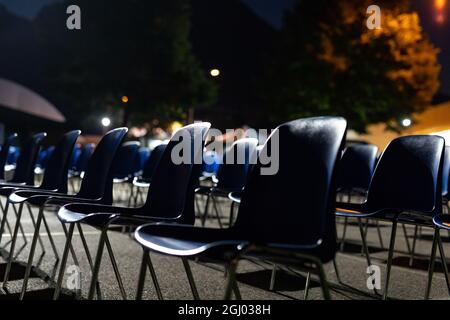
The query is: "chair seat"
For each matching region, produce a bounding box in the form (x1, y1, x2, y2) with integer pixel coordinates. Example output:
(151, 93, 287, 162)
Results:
(135, 224, 247, 260)
(228, 191, 242, 204)
(433, 214, 450, 230)
(133, 177, 151, 188)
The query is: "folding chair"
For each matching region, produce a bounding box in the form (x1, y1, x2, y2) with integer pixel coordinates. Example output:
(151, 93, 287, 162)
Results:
(134, 116, 347, 300)
(52, 122, 210, 300)
(7, 127, 128, 299)
(336, 135, 446, 300)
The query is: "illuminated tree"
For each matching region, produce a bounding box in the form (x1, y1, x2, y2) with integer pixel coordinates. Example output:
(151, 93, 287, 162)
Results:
(264, 0, 441, 132)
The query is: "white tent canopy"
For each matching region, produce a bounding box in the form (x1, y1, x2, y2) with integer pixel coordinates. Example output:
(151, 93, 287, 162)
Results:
(0, 78, 65, 123)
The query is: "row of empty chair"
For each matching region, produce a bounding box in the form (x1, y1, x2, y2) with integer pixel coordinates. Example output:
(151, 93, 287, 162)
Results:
(0, 117, 448, 300)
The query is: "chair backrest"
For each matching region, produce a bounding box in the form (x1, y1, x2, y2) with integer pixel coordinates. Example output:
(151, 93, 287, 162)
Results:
(75, 143, 95, 173)
(69, 143, 82, 170)
(141, 143, 168, 180)
(216, 138, 258, 190)
(143, 122, 211, 224)
(337, 143, 378, 192)
(366, 135, 445, 216)
(0, 133, 18, 180)
(40, 130, 81, 193)
(441, 146, 450, 197)
(111, 141, 141, 179)
(11, 132, 47, 185)
(201, 150, 221, 175)
(77, 128, 128, 202)
(234, 117, 347, 262)
(133, 147, 151, 176)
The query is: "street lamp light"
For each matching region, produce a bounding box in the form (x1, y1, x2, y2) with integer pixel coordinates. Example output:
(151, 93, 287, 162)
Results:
(402, 118, 412, 127)
(121, 95, 129, 103)
(210, 68, 220, 77)
(101, 117, 111, 127)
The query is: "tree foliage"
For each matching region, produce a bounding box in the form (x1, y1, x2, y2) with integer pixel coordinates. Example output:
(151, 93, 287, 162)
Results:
(36, 0, 216, 130)
(263, 0, 441, 132)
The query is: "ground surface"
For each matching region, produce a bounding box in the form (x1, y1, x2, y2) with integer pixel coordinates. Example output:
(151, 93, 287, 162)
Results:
(0, 185, 448, 300)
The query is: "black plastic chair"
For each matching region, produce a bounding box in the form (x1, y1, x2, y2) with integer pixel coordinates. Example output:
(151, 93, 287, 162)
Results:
(134, 116, 347, 300)
(196, 138, 258, 228)
(441, 146, 450, 211)
(1, 132, 47, 187)
(111, 141, 140, 205)
(336, 135, 446, 300)
(0, 133, 18, 181)
(68, 143, 95, 193)
(336, 144, 379, 251)
(131, 143, 168, 206)
(53, 122, 211, 300)
(7, 127, 128, 299)
(0, 132, 46, 247)
(0, 130, 81, 288)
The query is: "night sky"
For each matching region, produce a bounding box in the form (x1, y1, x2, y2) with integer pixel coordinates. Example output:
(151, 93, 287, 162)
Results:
(1, 0, 449, 95)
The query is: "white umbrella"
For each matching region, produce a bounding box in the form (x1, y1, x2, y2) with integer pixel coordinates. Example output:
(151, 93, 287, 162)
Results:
(0, 78, 65, 123)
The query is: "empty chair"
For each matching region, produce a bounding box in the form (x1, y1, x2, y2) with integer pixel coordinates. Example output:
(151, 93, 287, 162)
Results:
(111, 141, 141, 205)
(337, 143, 379, 251)
(131, 143, 168, 206)
(134, 116, 347, 300)
(0, 130, 81, 288)
(0, 133, 18, 181)
(336, 135, 446, 300)
(442, 146, 450, 212)
(53, 122, 211, 300)
(35, 146, 56, 176)
(68, 143, 95, 193)
(337, 143, 378, 197)
(7, 127, 128, 299)
(196, 138, 258, 228)
(133, 147, 151, 178)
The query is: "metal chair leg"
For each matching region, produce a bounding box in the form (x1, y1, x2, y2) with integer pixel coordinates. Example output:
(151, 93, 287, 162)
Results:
(182, 258, 200, 300)
(211, 196, 223, 229)
(61, 223, 79, 266)
(53, 223, 75, 300)
(136, 250, 148, 300)
(0, 200, 11, 244)
(316, 262, 331, 300)
(333, 258, 342, 284)
(19, 205, 45, 300)
(402, 223, 412, 255)
(224, 259, 240, 300)
(146, 252, 163, 300)
(77, 223, 102, 299)
(304, 272, 311, 300)
(358, 218, 373, 268)
(425, 229, 438, 299)
(409, 225, 419, 267)
(376, 220, 384, 249)
(383, 220, 398, 300)
(88, 228, 107, 300)
(104, 234, 127, 300)
(2, 202, 24, 289)
(436, 230, 450, 296)
(12, 203, 28, 245)
(201, 194, 211, 226)
(340, 217, 348, 251)
(269, 264, 277, 291)
(22, 204, 45, 253)
(229, 201, 235, 227)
